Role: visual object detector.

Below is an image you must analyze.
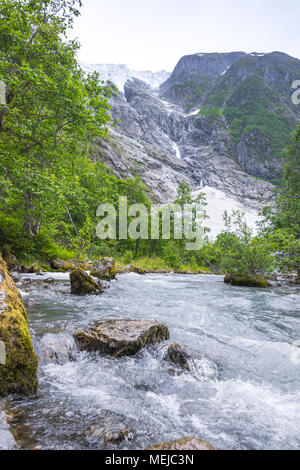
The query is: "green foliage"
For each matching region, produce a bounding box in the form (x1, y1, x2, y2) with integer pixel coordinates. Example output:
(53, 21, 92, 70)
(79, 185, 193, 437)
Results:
(221, 77, 294, 158)
(216, 210, 274, 277)
(199, 107, 223, 118)
(260, 126, 300, 275)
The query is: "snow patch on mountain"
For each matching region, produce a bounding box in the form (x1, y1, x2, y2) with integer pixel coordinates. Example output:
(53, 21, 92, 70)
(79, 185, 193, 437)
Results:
(80, 62, 170, 92)
(192, 186, 260, 239)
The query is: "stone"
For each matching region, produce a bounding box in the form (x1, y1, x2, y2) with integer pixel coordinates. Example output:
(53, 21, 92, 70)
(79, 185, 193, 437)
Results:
(87, 418, 132, 445)
(0, 256, 38, 396)
(163, 343, 190, 370)
(90, 257, 117, 280)
(51, 259, 76, 271)
(3, 253, 19, 272)
(70, 268, 104, 295)
(146, 436, 217, 450)
(225, 274, 270, 288)
(74, 319, 170, 357)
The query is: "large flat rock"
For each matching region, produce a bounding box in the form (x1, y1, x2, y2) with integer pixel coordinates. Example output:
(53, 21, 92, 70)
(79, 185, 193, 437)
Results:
(146, 437, 217, 450)
(74, 319, 170, 357)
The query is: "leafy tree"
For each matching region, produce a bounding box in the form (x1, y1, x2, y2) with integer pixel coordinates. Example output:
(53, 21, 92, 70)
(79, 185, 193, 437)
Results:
(0, 0, 115, 242)
(217, 210, 274, 279)
(260, 126, 300, 276)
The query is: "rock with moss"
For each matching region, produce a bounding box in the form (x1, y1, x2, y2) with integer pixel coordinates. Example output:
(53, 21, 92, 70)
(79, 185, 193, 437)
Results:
(74, 319, 170, 357)
(146, 436, 217, 450)
(90, 257, 117, 280)
(164, 343, 190, 370)
(224, 274, 270, 288)
(70, 268, 104, 295)
(0, 256, 38, 396)
(3, 253, 20, 272)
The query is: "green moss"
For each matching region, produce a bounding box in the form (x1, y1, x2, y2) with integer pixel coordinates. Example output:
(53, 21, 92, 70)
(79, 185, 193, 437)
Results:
(225, 274, 270, 288)
(0, 257, 38, 396)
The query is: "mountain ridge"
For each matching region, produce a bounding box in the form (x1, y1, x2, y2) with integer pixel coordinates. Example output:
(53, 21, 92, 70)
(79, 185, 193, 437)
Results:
(84, 51, 300, 212)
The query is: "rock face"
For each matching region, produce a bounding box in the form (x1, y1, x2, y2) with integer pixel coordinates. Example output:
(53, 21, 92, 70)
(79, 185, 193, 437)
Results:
(0, 256, 38, 396)
(146, 436, 216, 450)
(164, 343, 190, 370)
(92, 51, 300, 208)
(90, 257, 117, 280)
(74, 319, 170, 357)
(70, 268, 104, 295)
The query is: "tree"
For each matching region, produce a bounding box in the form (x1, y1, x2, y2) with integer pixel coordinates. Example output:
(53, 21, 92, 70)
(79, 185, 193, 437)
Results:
(217, 210, 274, 285)
(0, 0, 115, 240)
(260, 126, 300, 276)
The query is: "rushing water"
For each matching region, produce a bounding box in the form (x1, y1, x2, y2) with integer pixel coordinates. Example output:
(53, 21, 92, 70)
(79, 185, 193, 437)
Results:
(1, 273, 300, 450)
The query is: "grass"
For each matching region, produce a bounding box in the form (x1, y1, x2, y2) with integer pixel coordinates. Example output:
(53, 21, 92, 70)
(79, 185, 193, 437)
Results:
(116, 256, 212, 274)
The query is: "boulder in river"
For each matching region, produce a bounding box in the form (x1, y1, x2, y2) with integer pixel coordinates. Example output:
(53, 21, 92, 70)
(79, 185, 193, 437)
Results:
(0, 255, 38, 396)
(70, 268, 104, 295)
(90, 257, 117, 280)
(146, 436, 217, 450)
(163, 343, 190, 370)
(74, 319, 170, 357)
(224, 274, 270, 288)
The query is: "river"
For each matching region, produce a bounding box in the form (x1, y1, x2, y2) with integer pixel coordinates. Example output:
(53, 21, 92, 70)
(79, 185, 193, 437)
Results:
(1, 272, 299, 450)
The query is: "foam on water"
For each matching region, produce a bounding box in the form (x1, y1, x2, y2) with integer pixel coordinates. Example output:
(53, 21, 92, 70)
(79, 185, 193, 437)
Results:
(2, 273, 300, 449)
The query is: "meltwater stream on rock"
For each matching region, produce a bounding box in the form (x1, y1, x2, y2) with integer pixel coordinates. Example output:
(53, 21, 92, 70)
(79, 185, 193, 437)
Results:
(1, 272, 300, 450)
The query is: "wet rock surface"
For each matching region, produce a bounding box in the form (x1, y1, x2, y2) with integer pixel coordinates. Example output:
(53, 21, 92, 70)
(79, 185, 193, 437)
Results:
(0, 256, 38, 396)
(164, 343, 190, 370)
(74, 319, 170, 357)
(70, 268, 104, 295)
(87, 417, 133, 445)
(90, 257, 117, 280)
(146, 436, 217, 450)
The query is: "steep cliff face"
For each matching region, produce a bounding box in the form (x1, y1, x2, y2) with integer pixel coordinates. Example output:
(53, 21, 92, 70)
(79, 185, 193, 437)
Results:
(91, 52, 300, 207)
(160, 51, 300, 182)
(0, 256, 38, 396)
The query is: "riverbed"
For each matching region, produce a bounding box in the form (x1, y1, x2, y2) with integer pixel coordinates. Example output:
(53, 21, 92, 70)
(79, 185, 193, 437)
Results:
(1, 273, 299, 450)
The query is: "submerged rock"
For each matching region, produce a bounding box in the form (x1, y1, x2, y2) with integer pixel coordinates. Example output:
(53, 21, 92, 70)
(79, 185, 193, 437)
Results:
(224, 274, 270, 288)
(146, 436, 217, 450)
(0, 256, 38, 396)
(74, 319, 170, 357)
(37, 333, 74, 365)
(70, 268, 104, 295)
(87, 418, 133, 445)
(164, 343, 190, 370)
(90, 257, 117, 280)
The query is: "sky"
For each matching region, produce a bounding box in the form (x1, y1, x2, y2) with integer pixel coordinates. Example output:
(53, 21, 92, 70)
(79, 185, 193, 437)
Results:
(71, 0, 300, 72)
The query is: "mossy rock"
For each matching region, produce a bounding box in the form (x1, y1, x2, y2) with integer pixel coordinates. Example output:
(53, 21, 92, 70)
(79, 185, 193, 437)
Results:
(90, 257, 117, 280)
(146, 436, 217, 450)
(70, 268, 104, 296)
(74, 319, 170, 357)
(0, 256, 38, 396)
(225, 274, 270, 288)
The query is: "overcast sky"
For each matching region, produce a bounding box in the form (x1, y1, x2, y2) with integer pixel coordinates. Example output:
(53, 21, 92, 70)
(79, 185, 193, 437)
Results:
(71, 0, 300, 71)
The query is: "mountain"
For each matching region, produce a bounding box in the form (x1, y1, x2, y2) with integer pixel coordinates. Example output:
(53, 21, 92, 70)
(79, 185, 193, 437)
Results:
(80, 62, 170, 92)
(160, 51, 300, 182)
(84, 52, 300, 216)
